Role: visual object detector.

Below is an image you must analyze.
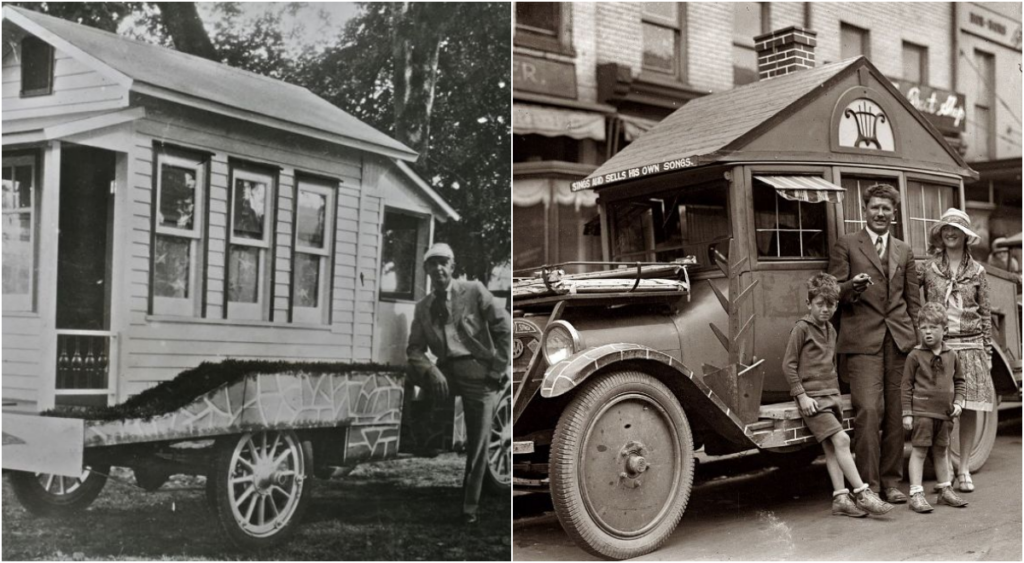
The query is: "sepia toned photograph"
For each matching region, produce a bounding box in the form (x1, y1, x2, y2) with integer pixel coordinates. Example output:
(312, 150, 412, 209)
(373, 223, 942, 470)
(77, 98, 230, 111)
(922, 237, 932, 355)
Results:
(511, 2, 1021, 560)
(2, 2, 510, 560)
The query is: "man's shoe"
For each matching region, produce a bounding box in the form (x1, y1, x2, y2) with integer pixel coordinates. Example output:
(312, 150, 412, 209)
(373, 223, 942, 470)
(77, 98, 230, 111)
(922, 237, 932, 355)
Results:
(462, 513, 479, 525)
(883, 487, 908, 504)
(936, 486, 969, 508)
(854, 488, 895, 515)
(831, 493, 868, 518)
(909, 492, 933, 513)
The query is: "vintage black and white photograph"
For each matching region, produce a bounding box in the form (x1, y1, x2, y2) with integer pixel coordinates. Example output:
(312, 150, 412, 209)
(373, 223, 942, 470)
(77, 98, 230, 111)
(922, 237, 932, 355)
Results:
(511, 2, 1021, 560)
(2, 2, 511, 560)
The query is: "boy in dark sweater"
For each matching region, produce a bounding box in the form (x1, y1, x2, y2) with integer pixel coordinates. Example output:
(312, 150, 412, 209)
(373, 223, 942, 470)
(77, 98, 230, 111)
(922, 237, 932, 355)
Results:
(901, 302, 969, 512)
(783, 273, 893, 517)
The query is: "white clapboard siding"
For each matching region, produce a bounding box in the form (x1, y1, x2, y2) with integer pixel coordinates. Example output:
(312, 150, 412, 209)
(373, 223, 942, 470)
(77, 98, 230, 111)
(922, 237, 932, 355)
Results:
(2, 315, 43, 403)
(2, 49, 127, 120)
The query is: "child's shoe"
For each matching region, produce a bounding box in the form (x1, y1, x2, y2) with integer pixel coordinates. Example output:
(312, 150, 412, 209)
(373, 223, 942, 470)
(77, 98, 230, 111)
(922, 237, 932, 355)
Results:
(832, 493, 868, 518)
(853, 488, 895, 515)
(908, 492, 933, 513)
(936, 486, 969, 507)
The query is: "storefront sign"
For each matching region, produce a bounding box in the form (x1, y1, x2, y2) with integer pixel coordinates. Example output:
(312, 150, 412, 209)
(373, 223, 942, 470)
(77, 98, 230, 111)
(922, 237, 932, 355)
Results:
(513, 54, 578, 99)
(890, 80, 967, 133)
(570, 156, 698, 191)
(959, 5, 1023, 50)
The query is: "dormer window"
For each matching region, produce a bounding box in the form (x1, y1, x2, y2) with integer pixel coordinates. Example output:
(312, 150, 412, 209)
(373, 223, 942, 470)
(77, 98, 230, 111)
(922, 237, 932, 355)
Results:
(21, 36, 54, 97)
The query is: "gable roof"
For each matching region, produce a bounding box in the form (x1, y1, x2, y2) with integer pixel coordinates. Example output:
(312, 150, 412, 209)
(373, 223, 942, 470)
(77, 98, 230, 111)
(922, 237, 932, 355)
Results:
(2, 6, 417, 161)
(583, 57, 973, 186)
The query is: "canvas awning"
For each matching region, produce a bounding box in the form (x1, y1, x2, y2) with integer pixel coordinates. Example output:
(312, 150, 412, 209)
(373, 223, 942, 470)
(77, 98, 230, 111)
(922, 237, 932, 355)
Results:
(755, 175, 846, 204)
(513, 104, 606, 141)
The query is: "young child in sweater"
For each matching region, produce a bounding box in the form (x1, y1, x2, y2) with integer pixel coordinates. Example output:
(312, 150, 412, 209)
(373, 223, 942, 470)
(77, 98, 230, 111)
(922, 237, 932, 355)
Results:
(782, 273, 893, 518)
(901, 302, 969, 512)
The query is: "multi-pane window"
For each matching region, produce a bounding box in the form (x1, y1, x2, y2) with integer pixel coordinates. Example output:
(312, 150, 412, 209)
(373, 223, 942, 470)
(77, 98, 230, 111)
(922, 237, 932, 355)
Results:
(733, 2, 768, 86)
(840, 175, 902, 239)
(610, 181, 730, 270)
(840, 23, 869, 60)
(642, 3, 683, 78)
(2, 155, 37, 311)
(153, 150, 206, 316)
(901, 41, 928, 85)
(227, 168, 274, 320)
(380, 210, 429, 301)
(292, 178, 334, 324)
(515, 2, 570, 53)
(753, 182, 828, 260)
(906, 180, 958, 256)
(972, 49, 996, 160)
(20, 36, 54, 97)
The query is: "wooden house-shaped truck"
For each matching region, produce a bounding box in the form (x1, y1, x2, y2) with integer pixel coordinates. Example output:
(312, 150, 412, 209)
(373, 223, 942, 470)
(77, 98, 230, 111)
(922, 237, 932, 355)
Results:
(2, 6, 461, 413)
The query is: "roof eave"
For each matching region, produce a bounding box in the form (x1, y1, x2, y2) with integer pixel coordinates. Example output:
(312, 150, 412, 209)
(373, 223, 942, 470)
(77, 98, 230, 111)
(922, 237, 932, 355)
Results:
(394, 160, 461, 221)
(132, 83, 419, 162)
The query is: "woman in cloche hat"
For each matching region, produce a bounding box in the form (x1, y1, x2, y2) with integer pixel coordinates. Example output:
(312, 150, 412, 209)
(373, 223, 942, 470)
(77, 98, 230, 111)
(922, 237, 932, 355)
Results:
(919, 208, 995, 493)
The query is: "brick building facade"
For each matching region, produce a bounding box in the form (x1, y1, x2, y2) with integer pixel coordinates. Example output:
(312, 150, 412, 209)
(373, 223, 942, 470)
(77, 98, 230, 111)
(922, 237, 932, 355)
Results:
(513, 2, 1022, 273)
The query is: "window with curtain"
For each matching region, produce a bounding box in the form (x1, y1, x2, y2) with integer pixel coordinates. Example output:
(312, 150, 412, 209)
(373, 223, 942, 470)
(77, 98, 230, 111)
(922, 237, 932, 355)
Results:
(292, 178, 334, 324)
(2, 155, 37, 311)
(905, 180, 958, 256)
(153, 150, 206, 316)
(753, 182, 828, 260)
(840, 175, 902, 239)
(380, 210, 429, 301)
(227, 167, 275, 320)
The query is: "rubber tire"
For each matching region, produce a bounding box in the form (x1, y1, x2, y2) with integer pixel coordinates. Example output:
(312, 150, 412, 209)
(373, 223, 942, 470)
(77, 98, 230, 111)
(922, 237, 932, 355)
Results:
(9, 466, 109, 517)
(550, 371, 695, 560)
(484, 385, 512, 494)
(950, 400, 999, 474)
(208, 431, 311, 550)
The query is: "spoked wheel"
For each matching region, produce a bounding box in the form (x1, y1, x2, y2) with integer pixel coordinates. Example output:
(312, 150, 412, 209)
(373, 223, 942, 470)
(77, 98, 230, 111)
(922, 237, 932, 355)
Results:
(209, 430, 311, 549)
(950, 399, 999, 473)
(9, 465, 110, 517)
(550, 371, 694, 560)
(485, 386, 512, 493)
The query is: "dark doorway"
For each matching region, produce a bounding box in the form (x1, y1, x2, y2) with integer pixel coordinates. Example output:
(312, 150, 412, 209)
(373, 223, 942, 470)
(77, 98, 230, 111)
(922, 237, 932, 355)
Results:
(57, 145, 115, 330)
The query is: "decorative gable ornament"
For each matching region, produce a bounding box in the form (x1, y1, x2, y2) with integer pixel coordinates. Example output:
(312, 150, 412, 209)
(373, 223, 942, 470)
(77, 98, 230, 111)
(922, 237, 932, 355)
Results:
(838, 98, 894, 151)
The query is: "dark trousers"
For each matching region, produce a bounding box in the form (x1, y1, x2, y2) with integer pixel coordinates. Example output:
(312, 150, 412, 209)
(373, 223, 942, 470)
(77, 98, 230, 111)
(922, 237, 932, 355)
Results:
(846, 330, 907, 490)
(444, 357, 500, 516)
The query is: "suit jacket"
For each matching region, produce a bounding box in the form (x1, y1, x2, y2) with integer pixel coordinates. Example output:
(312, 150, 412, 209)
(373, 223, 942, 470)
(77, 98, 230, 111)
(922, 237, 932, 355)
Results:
(828, 229, 921, 354)
(407, 278, 511, 381)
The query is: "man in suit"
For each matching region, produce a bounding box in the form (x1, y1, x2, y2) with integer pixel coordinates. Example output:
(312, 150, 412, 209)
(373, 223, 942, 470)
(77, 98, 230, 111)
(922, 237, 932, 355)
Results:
(828, 183, 920, 504)
(407, 242, 510, 524)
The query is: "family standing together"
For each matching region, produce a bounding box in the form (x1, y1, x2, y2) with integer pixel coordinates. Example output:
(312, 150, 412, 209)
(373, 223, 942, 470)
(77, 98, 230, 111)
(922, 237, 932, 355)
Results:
(787, 182, 996, 516)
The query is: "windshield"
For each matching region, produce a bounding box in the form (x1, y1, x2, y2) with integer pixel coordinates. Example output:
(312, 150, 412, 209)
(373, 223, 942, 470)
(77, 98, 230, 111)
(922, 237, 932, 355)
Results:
(609, 180, 730, 270)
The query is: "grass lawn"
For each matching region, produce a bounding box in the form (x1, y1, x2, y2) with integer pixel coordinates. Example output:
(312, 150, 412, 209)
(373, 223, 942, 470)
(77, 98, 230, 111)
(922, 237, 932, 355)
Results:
(2, 453, 510, 561)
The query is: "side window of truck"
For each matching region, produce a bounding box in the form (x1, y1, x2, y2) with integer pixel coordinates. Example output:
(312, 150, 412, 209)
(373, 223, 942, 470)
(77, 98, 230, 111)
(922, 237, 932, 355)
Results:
(753, 179, 829, 260)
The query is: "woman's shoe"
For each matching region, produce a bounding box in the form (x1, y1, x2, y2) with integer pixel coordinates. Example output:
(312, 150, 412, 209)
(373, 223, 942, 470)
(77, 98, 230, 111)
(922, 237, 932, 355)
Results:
(955, 473, 975, 493)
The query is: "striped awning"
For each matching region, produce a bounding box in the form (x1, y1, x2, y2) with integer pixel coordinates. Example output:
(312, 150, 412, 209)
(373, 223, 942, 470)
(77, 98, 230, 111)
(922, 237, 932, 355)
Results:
(755, 175, 845, 204)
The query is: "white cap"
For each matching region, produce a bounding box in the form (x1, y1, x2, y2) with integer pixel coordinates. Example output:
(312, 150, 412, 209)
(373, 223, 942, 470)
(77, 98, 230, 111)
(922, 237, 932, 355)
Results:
(423, 242, 454, 262)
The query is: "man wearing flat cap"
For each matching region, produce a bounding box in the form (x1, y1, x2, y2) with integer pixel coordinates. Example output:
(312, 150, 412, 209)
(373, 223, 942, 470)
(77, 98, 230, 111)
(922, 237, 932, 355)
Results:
(407, 242, 510, 524)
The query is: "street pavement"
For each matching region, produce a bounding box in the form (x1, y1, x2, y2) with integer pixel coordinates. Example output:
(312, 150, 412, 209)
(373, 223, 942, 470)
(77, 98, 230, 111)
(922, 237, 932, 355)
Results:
(513, 412, 1021, 560)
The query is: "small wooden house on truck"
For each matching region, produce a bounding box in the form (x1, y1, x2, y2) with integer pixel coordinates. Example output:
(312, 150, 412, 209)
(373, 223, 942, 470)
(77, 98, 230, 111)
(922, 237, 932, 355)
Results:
(1, 7, 513, 548)
(512, 28, 1021, 560)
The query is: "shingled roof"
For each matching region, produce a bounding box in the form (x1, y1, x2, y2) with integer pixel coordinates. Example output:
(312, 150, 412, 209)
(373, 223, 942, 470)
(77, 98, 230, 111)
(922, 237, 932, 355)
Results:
(3, 6, 417, 161)
(586, 58, 860, 182)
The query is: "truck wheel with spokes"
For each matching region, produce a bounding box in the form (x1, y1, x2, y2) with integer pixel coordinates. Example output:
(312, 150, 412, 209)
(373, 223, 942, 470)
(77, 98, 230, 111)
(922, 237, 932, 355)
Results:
(9, 465, 109, 517)
(485, 385, 512, 494)
(209, 430, 311, 549)
(550, 371, 694, 560)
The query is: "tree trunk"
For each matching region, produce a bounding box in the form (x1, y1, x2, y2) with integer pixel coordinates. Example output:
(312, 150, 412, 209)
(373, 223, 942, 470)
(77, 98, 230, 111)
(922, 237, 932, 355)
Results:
(390, 3, 448, 161)
(154, 2, 218, 61)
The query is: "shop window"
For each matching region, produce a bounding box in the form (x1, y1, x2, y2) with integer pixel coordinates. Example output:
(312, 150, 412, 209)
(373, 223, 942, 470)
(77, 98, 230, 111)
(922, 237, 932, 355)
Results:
(152, 150, 206, 316)
(901, 41, 928, 85)
(2, 155, 38, 312)
(906, 180, 958, 257)
(839, 23, 869, 60)
(380, 209, 429, 301)
(753, 182, 828, 260)
(515, 2, 572, 54)
(20, 36, 54, 97)
(226, 167, 275, 320)
(642, 3, 685, 79)
(733, 2, 768, 86)
(610, 181, 729, 270)
(840, 175, 902, 239)
(292, 178, 334, 324)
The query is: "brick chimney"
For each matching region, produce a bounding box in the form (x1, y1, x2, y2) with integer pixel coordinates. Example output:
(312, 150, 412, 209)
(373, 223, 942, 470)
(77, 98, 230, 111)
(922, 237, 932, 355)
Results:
(754, 26, 817, 80)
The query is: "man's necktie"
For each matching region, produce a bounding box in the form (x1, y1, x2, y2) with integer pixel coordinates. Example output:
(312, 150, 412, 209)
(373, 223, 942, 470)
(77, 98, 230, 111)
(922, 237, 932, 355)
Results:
(431, 290, 449, 326)
(875, 235, 884, 260)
